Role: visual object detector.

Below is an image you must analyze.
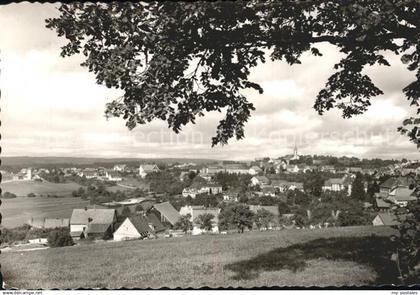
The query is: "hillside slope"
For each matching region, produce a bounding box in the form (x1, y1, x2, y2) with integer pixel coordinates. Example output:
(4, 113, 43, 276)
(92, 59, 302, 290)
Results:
(1, 226, 400, 289)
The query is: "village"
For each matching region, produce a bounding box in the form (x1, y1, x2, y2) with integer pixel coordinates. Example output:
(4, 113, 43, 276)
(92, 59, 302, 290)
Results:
(1, 147, 419, 251)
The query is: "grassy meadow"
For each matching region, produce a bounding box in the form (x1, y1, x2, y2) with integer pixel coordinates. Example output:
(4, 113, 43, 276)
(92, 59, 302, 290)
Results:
(1, 225, 401, 289)
(1, 196, 90, 228)
(1, 180, 82, 197)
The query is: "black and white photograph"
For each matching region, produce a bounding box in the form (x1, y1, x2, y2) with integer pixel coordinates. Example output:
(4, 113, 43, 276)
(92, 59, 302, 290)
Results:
(0, 0, 419, 290)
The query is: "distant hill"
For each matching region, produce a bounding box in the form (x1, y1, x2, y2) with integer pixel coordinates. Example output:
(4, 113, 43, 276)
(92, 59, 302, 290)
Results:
(1, 156, 219, 169)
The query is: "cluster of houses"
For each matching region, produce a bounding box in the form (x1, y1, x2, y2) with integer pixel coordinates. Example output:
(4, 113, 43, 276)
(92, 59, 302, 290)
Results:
(66, 200, 226, 241)
(371, 176, 418, 226)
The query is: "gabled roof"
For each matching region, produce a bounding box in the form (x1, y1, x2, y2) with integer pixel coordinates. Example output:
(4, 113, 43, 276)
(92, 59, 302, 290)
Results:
(153, 202, 181, 225)
(70, 209, 116, 225)
(389, 187, 417, 202)
(126, 215, 153, 235)
(375, 213, 399, 226)
(145, 213, 166, 232)
(375, 198, 391, 208)
(250, 166, 262, 171)
(140, 164, 159, 173)
(380, 176, 414, 190)
(87, 223, 111, 234)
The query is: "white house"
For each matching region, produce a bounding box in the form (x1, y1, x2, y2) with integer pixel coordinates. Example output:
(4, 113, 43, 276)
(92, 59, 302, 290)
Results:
(113, 164, 127, 172)
(113, 214, 165, 241)
(251, 176, 270, 186)
(249, 166, 263, 176)
(139, 164, 160, 178)
(105, 171, 123, 182)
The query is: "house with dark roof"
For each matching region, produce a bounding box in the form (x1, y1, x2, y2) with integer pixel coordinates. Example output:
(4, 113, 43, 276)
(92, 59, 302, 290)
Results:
(70, 208, 117, 239)
(387, 186, 417, 207)
(113, 213, 165, 241)
(151, 202, 181, 227)
(379, 176, 414, 193)
(375, 198, 391, 212)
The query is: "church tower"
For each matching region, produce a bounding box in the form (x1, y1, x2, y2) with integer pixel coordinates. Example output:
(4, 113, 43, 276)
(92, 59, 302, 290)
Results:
(292, 143, 299, 160)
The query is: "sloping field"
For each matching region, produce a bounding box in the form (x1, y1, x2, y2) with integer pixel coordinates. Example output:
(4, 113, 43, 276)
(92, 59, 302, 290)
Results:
(1, 226, 401, 289)
(1, 180, 82, 197)
(1, 196, 90, 228)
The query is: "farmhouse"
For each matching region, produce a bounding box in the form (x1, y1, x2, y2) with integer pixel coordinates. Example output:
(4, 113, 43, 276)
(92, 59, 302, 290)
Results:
(322, 176, 352, 194)
(387, 186, 417, 207)
(105, 171, 123, 182)
(379, 176, 414, 193)
(151, 202, 181, 227)
(179, 205, 220, 235)
(139, 164, 160, 178)
(113, 214, 165, 241)
(70, 208, 117, 239)
(251, 175, 269, 186)
(199, 183, 223, 195)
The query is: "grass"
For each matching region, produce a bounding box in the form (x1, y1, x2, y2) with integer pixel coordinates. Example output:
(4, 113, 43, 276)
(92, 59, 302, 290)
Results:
(1, 196, 90, 228)
(1, 225, 401, 289)
(1, 180, 83, 197)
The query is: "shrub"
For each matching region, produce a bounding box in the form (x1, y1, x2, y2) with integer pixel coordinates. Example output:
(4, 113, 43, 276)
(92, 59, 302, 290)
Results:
(47, 228, 74, 247)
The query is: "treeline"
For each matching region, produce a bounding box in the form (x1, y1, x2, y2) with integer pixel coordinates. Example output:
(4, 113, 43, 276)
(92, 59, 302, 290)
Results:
(71, 184, 146, 205)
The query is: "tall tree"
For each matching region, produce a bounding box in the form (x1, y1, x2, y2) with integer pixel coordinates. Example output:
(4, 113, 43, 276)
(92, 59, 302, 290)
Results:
(174, 213, 193, 234)
(218, 203, 254, 233)
(254, 208, 275, 230)
(194, 213, 215, 232)
(350, 172, 366, 201)
(46, 1, 420, 147)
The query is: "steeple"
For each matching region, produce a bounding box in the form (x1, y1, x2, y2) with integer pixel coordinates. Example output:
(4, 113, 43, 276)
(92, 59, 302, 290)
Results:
(292, 142, 299, 160)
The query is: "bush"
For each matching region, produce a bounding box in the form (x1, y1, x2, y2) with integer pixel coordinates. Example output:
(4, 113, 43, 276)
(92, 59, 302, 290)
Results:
(47, 228, 74, 247)
(1, 192, 17, 199)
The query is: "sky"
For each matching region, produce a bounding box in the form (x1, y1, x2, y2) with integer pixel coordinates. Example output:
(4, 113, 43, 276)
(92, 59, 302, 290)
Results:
(0, 3, 419, 161)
